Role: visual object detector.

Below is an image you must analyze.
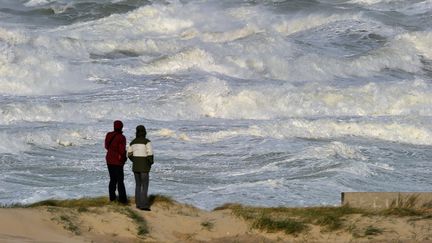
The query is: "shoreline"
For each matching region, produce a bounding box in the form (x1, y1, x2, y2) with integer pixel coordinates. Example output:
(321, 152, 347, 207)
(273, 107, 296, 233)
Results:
(1, 195, 432, 242)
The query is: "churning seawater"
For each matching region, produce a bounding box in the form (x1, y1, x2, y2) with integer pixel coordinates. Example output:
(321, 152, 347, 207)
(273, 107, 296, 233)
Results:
(0, 0, 431, 210)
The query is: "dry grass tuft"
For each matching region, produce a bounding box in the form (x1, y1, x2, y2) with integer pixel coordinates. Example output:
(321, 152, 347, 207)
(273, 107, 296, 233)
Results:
(27, 196, 112, 208)
(219, 204, 364, 235)
(149, 194, 176, 206)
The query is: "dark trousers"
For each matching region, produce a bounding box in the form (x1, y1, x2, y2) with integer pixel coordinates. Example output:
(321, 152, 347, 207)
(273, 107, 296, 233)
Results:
(107, 164, 128, 203)
(134, 172, 150, 208)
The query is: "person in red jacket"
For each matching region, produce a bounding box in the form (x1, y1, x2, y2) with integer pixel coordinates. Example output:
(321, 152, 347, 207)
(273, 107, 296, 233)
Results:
(105, 120, 128, 204)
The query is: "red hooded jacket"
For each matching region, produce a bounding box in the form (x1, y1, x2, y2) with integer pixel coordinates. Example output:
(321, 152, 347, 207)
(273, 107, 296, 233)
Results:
(105, 121, 127, 166)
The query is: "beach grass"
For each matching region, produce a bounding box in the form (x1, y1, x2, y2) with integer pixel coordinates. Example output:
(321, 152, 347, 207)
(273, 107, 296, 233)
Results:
(216, 201, 432, 237)
(201, 220, 215, 231)
(10, 196, 156, 237)
(2, 194, 175, 209)
(252, 215, 308, 235)
(26, 196, 112, 208)
(3, 194, 432, 238)
(216, 204, 367, 235)
(116, 207, 149, 236)
(380, 194, 425, 217)
(57, 214, 81, 235)
(149, 194, 176, 206)
(364, 225, 383, 236)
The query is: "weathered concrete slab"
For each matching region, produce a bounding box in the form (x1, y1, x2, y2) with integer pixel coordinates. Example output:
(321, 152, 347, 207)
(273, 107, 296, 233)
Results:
(341, 192, 432, 209)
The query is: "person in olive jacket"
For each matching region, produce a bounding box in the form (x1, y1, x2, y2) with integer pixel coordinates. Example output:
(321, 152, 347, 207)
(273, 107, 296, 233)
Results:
(128, 125, 154, 210)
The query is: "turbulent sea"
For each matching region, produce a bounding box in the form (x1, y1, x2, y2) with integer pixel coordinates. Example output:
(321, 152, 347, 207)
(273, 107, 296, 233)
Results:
(0, 0, 431, 209)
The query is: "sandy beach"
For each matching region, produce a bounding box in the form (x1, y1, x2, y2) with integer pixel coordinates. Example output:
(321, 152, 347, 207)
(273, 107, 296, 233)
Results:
(1, 195, 431, 243)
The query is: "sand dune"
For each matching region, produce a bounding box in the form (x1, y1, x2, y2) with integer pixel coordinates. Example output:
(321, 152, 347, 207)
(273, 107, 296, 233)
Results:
(1, 196, 432, 242)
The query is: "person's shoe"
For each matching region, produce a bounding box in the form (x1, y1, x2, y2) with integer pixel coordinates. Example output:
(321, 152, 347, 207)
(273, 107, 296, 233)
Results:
(139, 208, 151, 211)
(119, 200, 129, 205)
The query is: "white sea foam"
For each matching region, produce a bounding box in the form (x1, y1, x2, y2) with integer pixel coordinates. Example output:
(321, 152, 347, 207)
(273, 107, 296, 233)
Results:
(0, 26, 96, 95)
(328, 161, 375, 177)
(371, 162, 394, 171)
(0, 102, 92, 125)
(180, 118, 432, 146)
(62, 4, 193, 38)
(299, 142, 367, 161)
(200, 25, 261, 43)
(182, 78, 432, 120)
(274, 13, 363, 36)
(18, 189, 72, 205)
(0, 57, 89, 95)
(0, 28, 29, 45)
(24, 0, 55, 7)
(0, 100, 172, 125)
(322, 159, 393, 178)
(0, 128, 101, 155)
(121, 10, 419, 81)
(266, 119, 432, 145)
(267, 37, 421, 81)
(348, 0, 405, 5)
(222, 141, 389, 179)
(208, 179, 284, 192)
(154, 128, 190, 141)
(2, 76, 432, 133)
(155, 128, 177, 138)
(8, 2, 419, 84)
(398, 31, 432, 60)
(126, 48, 222, 75)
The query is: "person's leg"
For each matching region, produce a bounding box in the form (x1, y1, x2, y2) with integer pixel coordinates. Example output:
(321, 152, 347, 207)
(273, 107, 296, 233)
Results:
(107, 165, 117, 201)
(117, 166, 128, 204)
(141, 172, 150, 209)
(134, 172, 142, 208)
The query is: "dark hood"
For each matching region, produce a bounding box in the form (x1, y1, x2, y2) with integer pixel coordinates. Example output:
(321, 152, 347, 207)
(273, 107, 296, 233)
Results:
(114, 120, 123, 132)
(136, 125, 146, 138)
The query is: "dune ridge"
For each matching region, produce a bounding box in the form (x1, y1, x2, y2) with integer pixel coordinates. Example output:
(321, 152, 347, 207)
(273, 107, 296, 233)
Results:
(1, 195, 432, 242)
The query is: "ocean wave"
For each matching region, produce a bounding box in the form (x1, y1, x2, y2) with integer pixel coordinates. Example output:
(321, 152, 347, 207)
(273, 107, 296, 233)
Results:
(348, 0, 405, 6)
(126, 48, 222, 75)
(267, 119, 432, 145)
(297, 141, 367, 161)
(399, 0, 432, 15)
(170, 118, 432, 146)
(0, 26, 96, 95)
(0, 27, 29, 45)
(347, 0, 432, 15)
(398, 31, 432, 60)
(274, 13, 364, 36)
(0, 132, 30, 154)
(24, 0, 56, 7)
(183, 78, 432, 119)
(2, 1, 423, 86)
(2, 76, 432, 124)
(12, 0, 149, 25)
(0, 127, 101, 154)
(61, 3, 193, 37)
